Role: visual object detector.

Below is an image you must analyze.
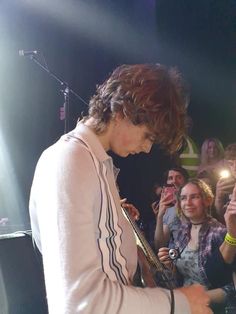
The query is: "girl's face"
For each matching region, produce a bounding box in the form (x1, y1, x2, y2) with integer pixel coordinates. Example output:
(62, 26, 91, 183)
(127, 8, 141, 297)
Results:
(180, 183, 209, 222)
(207, 141, 218, 159)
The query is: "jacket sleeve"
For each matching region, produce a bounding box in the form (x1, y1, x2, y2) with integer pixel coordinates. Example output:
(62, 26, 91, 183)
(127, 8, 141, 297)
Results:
(205, 246, 235, 287)
(30, 143, 191, 314)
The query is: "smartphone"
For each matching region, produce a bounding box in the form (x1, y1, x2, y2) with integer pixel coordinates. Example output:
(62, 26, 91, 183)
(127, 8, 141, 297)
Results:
(162, 184, 177, 206)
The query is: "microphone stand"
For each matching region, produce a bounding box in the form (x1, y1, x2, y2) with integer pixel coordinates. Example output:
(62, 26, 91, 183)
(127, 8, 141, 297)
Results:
(27, 54, 88, 134)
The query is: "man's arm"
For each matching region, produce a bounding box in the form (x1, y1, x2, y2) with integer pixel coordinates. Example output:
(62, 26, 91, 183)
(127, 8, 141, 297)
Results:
(32, 143, 213, 314)
(214, 177, 235, 220)
(221, 192, 236, 261)
(206, 185, 236, 287)
(219, 241, 236, 264)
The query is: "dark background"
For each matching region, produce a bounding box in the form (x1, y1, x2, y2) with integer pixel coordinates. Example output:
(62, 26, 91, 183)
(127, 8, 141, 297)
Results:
(1, 0, 236, 230)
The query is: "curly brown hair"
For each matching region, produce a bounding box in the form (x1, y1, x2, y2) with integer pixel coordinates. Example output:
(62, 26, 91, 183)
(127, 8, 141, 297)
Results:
(86, 64, 188, 154)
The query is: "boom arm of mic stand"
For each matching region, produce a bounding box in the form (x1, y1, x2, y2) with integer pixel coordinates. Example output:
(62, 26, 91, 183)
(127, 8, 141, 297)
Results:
(29, 56, 88, 133)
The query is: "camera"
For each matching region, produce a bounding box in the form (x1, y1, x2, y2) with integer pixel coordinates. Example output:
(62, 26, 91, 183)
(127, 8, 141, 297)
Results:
(168, 248, 180, 260)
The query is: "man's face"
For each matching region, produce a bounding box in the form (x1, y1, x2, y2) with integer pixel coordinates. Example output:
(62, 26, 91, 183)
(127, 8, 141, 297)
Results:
(167, 170, 185, 189)
(109, 115, 155, 157)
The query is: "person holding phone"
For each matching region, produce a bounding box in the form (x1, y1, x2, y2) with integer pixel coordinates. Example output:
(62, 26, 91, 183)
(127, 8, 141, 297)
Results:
(154, 167, 189, 250)
(215, 143, 236, 222)
(205, 183, 236, 287)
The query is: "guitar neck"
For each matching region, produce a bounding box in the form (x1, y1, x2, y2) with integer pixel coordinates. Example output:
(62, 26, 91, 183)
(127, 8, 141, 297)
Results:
(122, 207, 164, 271)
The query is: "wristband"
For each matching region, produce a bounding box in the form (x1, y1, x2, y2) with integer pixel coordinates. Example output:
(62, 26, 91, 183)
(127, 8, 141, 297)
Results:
(226, 232, 236, 241)
(225, 233, 236, 246)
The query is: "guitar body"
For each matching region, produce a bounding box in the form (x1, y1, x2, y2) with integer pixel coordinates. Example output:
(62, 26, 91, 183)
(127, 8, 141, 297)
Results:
(122, 207, 177, 290)
(134, 246, 177, 289)
(136, 246, 157, 287)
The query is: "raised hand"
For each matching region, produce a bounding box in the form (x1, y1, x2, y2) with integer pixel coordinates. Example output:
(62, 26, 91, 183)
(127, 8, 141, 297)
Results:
(224, 184, 236, 238)
(216, 177, 235, 199)
(215, 177, 235, 218)
(157, 188, 176, 219)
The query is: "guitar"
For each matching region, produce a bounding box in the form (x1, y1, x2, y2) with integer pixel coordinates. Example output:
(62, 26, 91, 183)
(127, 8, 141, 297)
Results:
(122, 206, 177, 290)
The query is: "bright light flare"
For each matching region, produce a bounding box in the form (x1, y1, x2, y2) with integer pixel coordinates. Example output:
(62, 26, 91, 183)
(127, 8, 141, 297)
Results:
(219, 169, 231, 179)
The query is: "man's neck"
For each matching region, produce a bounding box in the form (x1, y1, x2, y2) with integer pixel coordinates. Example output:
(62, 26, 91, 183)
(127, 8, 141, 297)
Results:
(83, 117, 113, 152)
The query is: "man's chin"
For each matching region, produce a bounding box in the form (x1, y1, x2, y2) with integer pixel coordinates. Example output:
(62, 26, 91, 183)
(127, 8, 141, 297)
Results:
(116, 151, 136, 158)
(116, 152, 129, 158)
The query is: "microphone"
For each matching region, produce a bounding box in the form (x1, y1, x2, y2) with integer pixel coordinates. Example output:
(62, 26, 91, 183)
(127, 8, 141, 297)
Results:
(19, 50, 38, 57)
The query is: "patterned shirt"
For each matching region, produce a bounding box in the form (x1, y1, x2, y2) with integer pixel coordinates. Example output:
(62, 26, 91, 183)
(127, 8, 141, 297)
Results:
(174, 216, 226, 287)
(176, 246, 206, 287)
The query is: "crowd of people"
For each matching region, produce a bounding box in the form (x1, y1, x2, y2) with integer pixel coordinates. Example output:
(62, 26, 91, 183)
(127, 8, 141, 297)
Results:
(29, 63, 236, 314)
(149, 140, 236, 313)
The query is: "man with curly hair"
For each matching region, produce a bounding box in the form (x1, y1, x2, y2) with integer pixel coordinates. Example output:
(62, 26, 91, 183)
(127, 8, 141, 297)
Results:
(29, 64, 211, 313)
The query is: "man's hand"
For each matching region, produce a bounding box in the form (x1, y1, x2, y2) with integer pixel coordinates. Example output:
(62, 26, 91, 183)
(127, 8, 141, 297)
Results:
(215, 177, 235, 218)
(178, 284, 212, 314)
(121, 198, 140, 221)
(215, 177, 235, 199)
